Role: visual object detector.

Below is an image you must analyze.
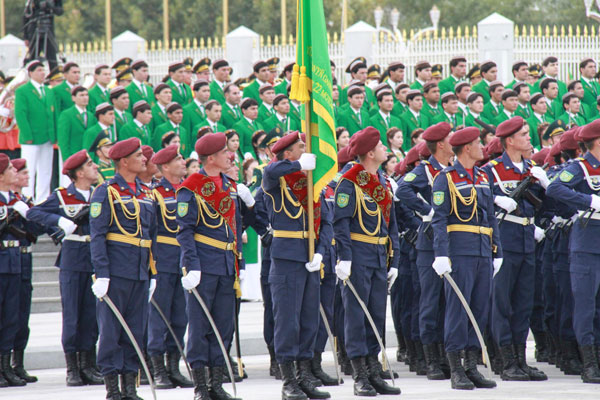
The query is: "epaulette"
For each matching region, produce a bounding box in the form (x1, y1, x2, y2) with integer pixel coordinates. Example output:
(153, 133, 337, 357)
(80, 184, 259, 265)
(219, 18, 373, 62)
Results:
(422, 160, 430, 165)
(577, 157, 585, 161)
(490, 159, 499, 166)
(54, 186, 66, 192)
(531, 160, 537, 166)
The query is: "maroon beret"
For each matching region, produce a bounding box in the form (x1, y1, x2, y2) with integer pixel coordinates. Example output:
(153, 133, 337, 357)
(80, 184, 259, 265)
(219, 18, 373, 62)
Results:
(11, 158, 26, 172)
(559, 129, 579, 152)
(404, 143, 424, 166)
(337, 146, 354, 166)
(417, 141, 431, 158)
(109, 137, 141, 160)
(549, 142, 562, 159)
(141, 145, 154, 163)
(62, 149, 89, 175)
(573, 126, 584, 142)
(350, 126, 380, 156)
(151, 144, 179, 165)
(0, 154, 10, 174)
(394, 159, 407, 176)
(272, 131, 302, 155)
(496, 116, 525, 138)
(422, 122, 452, 142)
(579, 119, 600, 141)
(449, 127, 480, 146)
(195, 132, 227, 156)
(483, 137, 502, 157)
(531, 147, 550, 166)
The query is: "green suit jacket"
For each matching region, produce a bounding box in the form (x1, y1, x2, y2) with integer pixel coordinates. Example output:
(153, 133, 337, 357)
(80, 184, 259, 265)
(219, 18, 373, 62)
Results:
(558, 112, 586, 127)
(83, 123, 116, 162)
(195, 120, 226, 136)
(150, 104, 169, 133)
(220, 103, 242, 129)
(87, 84, 111, 114)
(275, 80, 290, 95)
(182, 102, 206, 138)
(526, 114, 551, 149)
(482, 101, 503, 122)
(339, 85, 375, 110)
(119, 121, 152, 146)
(422, 102, 442, 121)
(432, 112, 464, 131)
(125, 81, 156, 114)
(52, 80, 74, 116)
(531, 76, 567, 98)
(257, 103, 275, 124)
(493, 111, 514, 126)
(15, 81, 57, 144)
(544, 99, 563, 122)
(464, 111, 491, 128)
(232, 118, 263, 156)
(369, 112, 402, 148)
(262, 114, 300, 134)
(209, 80, 226, 106)
(410, 80, 424, 91)
(515, 103, 532, 119)
(153, 121, 191, 156)
(472, 80, 491, 103)
(289, 103, 301, 127)
(391, 101, 408, 119)
(336, 106, 371, 135)
(243, 80, 262, 104)
(580, 78, 600, 119)
(399, 110, 430, 150)
(114, 109, 134, 135)
(167, 78, 193, 106)
(57, 106, 97, 159)
(438, 75, 461, 96)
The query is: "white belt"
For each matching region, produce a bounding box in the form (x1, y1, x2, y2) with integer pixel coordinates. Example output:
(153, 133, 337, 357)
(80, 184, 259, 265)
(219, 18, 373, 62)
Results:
(64, 234, 91, 242)
(2, 240, 20, 248)
(20, 245, 33, 253)
(578, 210, 600, 221)
(503, 215, 535, 226)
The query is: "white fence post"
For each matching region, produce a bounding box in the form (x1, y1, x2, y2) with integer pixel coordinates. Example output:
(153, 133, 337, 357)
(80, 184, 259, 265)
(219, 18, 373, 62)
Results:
(112, 30, 147, 63)
(0, 34, 27, 74)
(226, 26, 260, 82)
(478, 13, 514, 85)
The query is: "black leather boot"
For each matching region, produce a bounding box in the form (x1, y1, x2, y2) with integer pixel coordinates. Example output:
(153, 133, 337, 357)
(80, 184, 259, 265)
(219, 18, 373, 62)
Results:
(0, 354, 10, 387)
(404, 338, 416, 371)
(64, 352, 83, 387)
(269, 346, 282, 380)
(438, 343, 451, 379)
(222, 356, 242, 383)
(192, 367, 211, 400)
(533, 332, 549, 362)
(423, 343, 445, 380)
(104, 374, 121, 400)
(580, 345, 600, 383)
(310, 352, 341, 386)
(150, 354, 174, 389)
(139, 352, 153, 385)
(349, 357, 376, 397)
(547, 334, 557, 365)
(560, 341, 583, 375)
(515, 343, 547, 381)
(365, 355, 401, 395)
(464, 350, 496, 388)
(499, 345, 529, 381)
(79, 350, 103, 385)
(413, 340, 427, 375)
(11, 349, 37, 383)
(0, 353, 25, 387)
(396, 333, 407, 362)
(338, 344, 353, 376)
(446, 351, 474, 390)
(209, 365, 240, 399)
(166, 352, 193, 387)
(120, 372, 143, 400)
(296, 360, 330, 399)
(279, 362, 307, 400)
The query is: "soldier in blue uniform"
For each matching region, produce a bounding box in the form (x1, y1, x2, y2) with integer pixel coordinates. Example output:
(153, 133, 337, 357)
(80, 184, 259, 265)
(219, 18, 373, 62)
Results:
(261, 131, 333, 400)
(145, 144, 194, 389)
(482, 117, 549, 382)
(546, 119, 600, 383)
(0, 154, 32, 387)
(176, 132, 243, 400)
(430, 126, 501, 390)
(89, 138, 158, 400)
(28, 150, 104, 387)
(396, 122, 454, 381)
(333, 127, 401, 396)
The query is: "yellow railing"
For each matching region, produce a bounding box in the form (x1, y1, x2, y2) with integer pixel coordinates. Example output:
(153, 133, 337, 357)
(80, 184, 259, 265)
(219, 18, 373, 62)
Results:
(514, 24, 596, 38)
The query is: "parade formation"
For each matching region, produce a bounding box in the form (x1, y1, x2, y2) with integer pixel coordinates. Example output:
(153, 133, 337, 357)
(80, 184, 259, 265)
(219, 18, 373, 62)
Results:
(3, 7, 600, 399)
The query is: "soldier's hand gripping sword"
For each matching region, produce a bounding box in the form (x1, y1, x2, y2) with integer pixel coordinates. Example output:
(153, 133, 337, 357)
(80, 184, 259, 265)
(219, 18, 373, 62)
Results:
(92, 275, 157, 400)
(182, 267, 237, 398)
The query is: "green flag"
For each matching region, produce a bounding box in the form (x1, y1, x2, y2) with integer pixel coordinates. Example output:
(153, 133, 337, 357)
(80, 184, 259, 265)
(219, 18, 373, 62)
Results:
(291, 0, 337, 202)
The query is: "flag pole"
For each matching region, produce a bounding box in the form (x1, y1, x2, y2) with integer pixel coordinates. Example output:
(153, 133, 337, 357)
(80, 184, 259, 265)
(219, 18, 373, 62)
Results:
(305, 102, 315, 259)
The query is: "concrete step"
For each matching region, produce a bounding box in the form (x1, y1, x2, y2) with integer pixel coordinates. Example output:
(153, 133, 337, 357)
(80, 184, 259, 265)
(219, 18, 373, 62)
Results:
(33, 236, 59, 253)
(32, 281, 60, 298)
(31, 296, 61, 313)
(32, 266, 59, 283)
(33, 252, 59, 268)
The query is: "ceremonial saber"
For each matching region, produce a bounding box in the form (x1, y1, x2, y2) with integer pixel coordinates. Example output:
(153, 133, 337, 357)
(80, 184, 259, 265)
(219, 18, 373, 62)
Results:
(150, 297, 193, 379)
(182, 268, 237, 397)
(233, 295, 244, 378)
(345, 279, 396, 388)
(443, 271, 492, 380)
(319, 303, 342, 384)
(92, 275, 157, 400)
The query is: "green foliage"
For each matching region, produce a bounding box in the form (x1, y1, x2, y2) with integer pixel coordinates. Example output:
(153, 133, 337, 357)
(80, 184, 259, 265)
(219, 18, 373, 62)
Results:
(1, 0, 594, 43)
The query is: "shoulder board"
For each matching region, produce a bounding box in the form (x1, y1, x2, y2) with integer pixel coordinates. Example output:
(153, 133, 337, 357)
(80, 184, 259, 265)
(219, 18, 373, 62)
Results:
(577, 157, 585, 161)
(531, 160, 537, 166)
(422, 160, 430, 165)
(490, 159, 499, 166)
(54, 187, 66, 192)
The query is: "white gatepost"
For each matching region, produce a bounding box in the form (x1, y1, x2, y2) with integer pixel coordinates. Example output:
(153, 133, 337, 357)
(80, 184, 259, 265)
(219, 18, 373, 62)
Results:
(344, 21, 376, 81)
(112, 31, 146, 62)
(226, 26, 260, 82)
(0, 34, 27, 73)
(478, 13, 514, 85)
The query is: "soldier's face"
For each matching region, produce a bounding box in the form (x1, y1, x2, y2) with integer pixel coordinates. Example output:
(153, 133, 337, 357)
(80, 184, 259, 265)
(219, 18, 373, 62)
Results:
(483, 67, 497, 82)
(545, 83, 558, 99)
(532, 100, 547, 115)
(466, 138, 484, 161)
(332, 85, 339, 101)
(379, 95, 394, 112)
(454, 62, 467, 78)
(165, 154, 187, 179)
(225, 86, 241, 105)
(183, 70, 192, 85)
(518, 87, 530, 103)
(507, 128, 531, 152)
(581, 62, 597, 79)
(469, 96, 484, 113)
(373, 141, 388, 164)
(390, 68, 404, 82)
(170, 109, 183, 124)
(198, 86, 211, 102)
(207, 105, 222, 122)
(30, 66, 46, 83)
(65, 67, 80, 85)
(398, 88, 409, 102)
(196, 70, 211, 81)
(138, 109, 153, 125)
(73, 90, 89, 107)
(79, 159, 99, 183)
(425, 87, 440, 103)
(349, 93, 364, 109)
(157, 88, 172, 105)
(15, 168, 29, 189)
(134, 67, 149, 82)
(491, 86, 504, 102)
(353, 68, 368, 83)
(417, 67, 432, 82)
(100, 110, 115, 126)
(503, 96, 518, 112)
(457, 86, 470, 102)
(170, 68, 185, 83)
(244, 105, 258, 119)
(114, 93, 130, 111)
(96, 68, 112, 86)
(214, 66, 230, 82)
(275, 99, 290, 115)
(573, 83, 585, 99)
(568, 98, 581, 113)
(444, 99, 459, 114)
(409, 96, 423, 111)
(209, 147, 231, 172)
(257, 67, 270, 82)
(544, 62, 558, 77)
(285, 140, 305, 162)
(260, 89, 276, 105)
(515, 65, 529, 81)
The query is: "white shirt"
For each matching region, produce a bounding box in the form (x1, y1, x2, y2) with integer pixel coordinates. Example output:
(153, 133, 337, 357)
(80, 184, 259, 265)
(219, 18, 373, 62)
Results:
(134, 119, 145, 129)
(98, 122, 110, 130)
(513, 161, 523, 172)
(409, 108, 420, 119)
(30, 79, 45, 96)
(75, 105, 86, 114)
(194, 99, 205, 114)
(76, 188, 90, 201)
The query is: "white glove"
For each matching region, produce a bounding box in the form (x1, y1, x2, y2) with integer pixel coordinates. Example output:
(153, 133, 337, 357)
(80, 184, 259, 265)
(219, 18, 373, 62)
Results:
(58, 217, 78, 236)
(493, 258, 503, 277)
(494, 196, 518, 213)
(590, 194, 600, 211)
(237, 183, 255, 207)
(571, 214, 579, 224)
(12, 201, 29, 219)
(534, 225, 545, 242)
(298, 153, 316, 171)
(551, 216, 562, 225)
(0, 106, 10, 118)
(432, 256, 452, 276)
(335, 260, 351, 281)
(422, 208, 434, 222)
(387, 267, 398, 290)
(243, 152, 254, 160)
(530, 166, 550, 189)
(92, 278, 110, 298)
(182, 270, 201, 290)
(148, 279, 156, 302)
(305, 253, 323, 272)
(238, 269, 247, 281)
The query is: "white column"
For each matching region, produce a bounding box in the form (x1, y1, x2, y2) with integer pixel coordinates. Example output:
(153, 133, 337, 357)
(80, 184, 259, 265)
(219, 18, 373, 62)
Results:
(226, 26, 260, 82)
(478, 13, 514, 85)
(112, 30, 147, 62)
